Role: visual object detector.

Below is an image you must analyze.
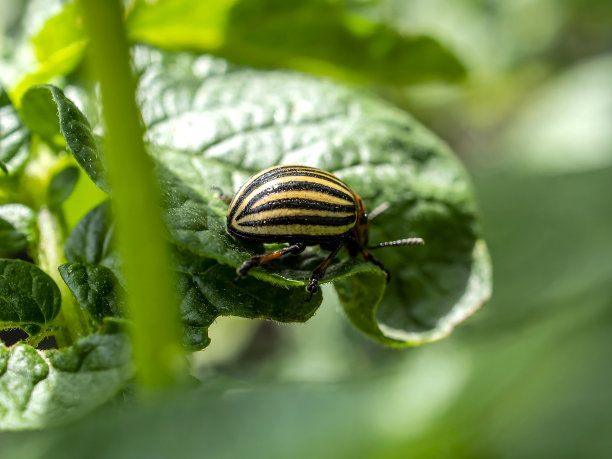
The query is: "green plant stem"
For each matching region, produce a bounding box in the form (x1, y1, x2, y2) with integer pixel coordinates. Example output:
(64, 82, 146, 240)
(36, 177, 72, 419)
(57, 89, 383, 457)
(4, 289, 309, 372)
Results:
(25, 328, 57, 348)
(37, 206, 91, 346)
(80, 0, 184, 388)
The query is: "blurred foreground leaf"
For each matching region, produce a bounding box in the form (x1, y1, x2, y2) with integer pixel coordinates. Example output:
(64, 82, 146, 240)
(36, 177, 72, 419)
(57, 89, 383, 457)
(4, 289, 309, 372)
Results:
(501, 54, 612, 174)
(10, 1, 87, 104)
(127, 0, 466, 85)
(1, 287, 610, 456)
(0, 332, 131, 430)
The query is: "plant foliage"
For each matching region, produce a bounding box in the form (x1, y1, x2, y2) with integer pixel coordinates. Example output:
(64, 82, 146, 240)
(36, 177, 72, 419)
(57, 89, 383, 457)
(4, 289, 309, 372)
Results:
(0, 0, 489, 430)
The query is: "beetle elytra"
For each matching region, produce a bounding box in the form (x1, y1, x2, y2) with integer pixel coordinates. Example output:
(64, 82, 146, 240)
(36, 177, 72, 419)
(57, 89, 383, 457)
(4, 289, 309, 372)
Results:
(226, 165, 424, 301)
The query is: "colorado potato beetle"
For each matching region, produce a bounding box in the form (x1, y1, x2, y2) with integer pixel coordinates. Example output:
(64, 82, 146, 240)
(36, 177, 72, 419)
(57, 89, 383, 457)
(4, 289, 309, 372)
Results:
(226, 165, 424, 301)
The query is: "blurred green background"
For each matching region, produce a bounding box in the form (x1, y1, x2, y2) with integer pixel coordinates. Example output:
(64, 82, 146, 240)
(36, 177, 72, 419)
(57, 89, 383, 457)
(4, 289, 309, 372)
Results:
(1, 0, 612, 457)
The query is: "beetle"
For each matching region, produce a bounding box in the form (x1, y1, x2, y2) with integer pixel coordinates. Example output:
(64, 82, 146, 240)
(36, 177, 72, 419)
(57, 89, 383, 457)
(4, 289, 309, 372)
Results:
(226, 165, 424, 301)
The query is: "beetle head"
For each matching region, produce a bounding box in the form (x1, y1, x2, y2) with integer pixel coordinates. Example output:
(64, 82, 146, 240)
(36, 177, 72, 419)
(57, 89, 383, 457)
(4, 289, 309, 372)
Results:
(352, 193, 370, 246)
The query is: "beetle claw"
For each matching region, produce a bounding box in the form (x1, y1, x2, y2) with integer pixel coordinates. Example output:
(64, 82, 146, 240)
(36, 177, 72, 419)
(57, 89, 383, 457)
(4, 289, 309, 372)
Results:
(305, 280, 318, 302)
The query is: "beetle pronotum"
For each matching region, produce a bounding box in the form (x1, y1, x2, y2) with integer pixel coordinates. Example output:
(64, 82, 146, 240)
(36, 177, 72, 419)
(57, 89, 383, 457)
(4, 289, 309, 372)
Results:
(226, 165, 424, 301)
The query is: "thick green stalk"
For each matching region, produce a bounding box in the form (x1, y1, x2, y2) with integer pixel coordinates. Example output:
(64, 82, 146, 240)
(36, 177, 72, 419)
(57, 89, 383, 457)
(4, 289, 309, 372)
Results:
(80, 0, 184, 388)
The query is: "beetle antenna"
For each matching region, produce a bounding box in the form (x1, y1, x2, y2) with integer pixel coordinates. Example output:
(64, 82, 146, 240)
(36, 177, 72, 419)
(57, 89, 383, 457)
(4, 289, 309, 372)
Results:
(368, 238, 424, 249)
(368, 202, 391, 221)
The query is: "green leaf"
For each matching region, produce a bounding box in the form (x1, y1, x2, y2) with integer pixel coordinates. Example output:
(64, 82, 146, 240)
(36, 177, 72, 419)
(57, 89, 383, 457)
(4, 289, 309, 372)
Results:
(501, 54, 612, 175)
(30, 1, 86, 66)
(133, 47, 490, 345)
(0, 87, 30, 176)
(0, 259, 61, 335)
(58, 263, 125, 324)
(47, 165, 80, 207)
(53, 47, 489, 346)
(10, 1, 88, 104)
(64, 201, 116, 268)
(0, 204, 37, 258)
(20, 85, 109, 192)
(61, 202, 127, 324)
(0, 331, 132, 430)
(173, 248, 321, 350)
(61, 202, 322, 350)
(126, 0, 466, 85)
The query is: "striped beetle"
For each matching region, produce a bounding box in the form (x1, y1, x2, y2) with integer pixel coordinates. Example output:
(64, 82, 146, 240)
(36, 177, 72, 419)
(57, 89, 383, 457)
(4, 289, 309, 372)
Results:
(226, 165, 424, 301)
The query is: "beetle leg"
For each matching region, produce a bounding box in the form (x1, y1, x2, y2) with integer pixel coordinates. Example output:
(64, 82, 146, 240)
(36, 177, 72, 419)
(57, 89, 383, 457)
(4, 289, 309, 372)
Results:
(306, 242, 344, 302)
(361, 249, 391, 283)
(211, 185, 232, 204)
(235, 242, 306, 282)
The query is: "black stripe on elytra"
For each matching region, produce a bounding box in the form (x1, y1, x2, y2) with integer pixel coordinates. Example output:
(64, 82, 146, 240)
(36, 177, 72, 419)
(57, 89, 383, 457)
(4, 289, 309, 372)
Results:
(227, 225, 352, 243)
(234, 181, 355, 222)
(271, 171, 351, 192)
(236, 198, 355, 221)
(229, 167, 350, 221)
(275, 166, 344, 184)
(237, 215, 356, 227)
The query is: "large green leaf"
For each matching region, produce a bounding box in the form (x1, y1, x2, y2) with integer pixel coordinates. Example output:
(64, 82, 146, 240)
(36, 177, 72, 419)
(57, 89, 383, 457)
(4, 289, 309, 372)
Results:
(134, 47, 490, 345)
(0, 259, 61, 336)
(0, 87, 30, 176)
(33, 49, 489, 346)
(127, 0, 466, 86)
(0, 331, 132, 430)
